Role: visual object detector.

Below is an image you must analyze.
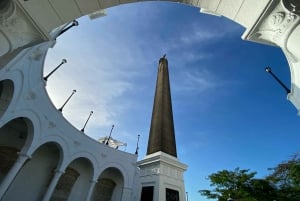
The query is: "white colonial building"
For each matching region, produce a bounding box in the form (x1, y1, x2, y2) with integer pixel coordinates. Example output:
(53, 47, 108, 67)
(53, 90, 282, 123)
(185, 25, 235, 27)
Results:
(0, 0, 300, 201)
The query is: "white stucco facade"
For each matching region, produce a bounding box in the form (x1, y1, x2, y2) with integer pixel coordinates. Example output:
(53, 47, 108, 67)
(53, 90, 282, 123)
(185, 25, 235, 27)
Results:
(0, 39, 139, 201)
(0, 0, 300, 201)
(138, 152, 187, 201)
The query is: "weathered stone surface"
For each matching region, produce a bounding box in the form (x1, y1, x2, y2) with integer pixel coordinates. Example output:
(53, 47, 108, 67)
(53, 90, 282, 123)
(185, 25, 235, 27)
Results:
(147, 57, 177, 157)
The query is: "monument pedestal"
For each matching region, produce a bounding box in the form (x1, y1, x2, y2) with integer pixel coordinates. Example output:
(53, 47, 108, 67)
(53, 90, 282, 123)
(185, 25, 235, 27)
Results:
(137, 152, 187, 201)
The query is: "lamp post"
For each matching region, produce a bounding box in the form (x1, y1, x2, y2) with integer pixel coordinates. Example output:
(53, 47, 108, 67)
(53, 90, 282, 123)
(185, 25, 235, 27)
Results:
(106, 125, 114, 145)
(44, 59, 67, 81)
(58, 89, 76, 112)
(265, 67, 290, 94)
(135, 134, 140, 155)
(81, 111, 93, 132)
(57, 20, 79, 37)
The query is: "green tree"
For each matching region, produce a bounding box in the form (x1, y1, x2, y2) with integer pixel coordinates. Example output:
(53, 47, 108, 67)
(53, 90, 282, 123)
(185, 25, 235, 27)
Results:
(199, 168, 277, 201)
(267, 153, 300, 201)
(246, 179, 277, 201)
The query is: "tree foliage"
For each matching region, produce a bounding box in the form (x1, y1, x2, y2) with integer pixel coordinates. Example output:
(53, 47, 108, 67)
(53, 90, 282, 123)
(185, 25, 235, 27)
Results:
(199, 153, 300, 201)
(199, 168, 276, 201)
(266, 153, 300, 201)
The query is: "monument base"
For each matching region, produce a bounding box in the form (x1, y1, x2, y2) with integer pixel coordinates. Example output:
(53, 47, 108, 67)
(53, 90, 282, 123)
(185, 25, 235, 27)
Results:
(137, 151, 187, 201)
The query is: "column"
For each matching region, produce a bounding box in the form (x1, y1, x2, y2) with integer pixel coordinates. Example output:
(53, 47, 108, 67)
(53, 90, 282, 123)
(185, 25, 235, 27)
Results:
(0, 153, 31, 199)
(41, 169, 65, 201)
(84, 179, 97, 201)
(121, 187, 133, 201)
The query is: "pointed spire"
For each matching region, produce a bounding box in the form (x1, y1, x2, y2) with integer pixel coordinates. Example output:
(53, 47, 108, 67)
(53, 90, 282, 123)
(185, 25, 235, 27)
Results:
(146, 55, 177, 157)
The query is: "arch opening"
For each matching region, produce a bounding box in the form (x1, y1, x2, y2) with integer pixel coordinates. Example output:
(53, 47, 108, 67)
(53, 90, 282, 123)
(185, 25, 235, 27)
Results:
(0, 79, 14, 118)
(0, 117, 33, 184)
(91, 167, 124, 201)
(0, 0, 13, 15)
(50, 157, 94, 201)
(1, 142, 62, 201)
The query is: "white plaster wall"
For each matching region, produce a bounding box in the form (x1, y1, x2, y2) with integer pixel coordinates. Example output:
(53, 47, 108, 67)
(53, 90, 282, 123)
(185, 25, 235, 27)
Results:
(2, 143, 60, 201)
(4, 0, 299, 112)
(0, 41, 138, 200)
(99, 168, 124, 201)
(0, 80, 14, 117)
(0, 119, 27, 149)
(13, 0, 271, 38)
(287, 25, 300, 60)
(138, 152, 187, 201)
(67, 158, 93, 201)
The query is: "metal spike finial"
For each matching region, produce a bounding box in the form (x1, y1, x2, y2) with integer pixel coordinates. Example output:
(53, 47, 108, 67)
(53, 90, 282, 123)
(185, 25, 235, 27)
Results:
(159, 54, 167, 64)
(44, 59, 67, 81)
(57, 20, 79, 37)
(58, 89, 77, 112)
(265, 66, 271, 73)
(106, 125, 115, 145)
(135, 134, 140, 155)
(81, 111, 93, 133)
(265, 66, 290, 94)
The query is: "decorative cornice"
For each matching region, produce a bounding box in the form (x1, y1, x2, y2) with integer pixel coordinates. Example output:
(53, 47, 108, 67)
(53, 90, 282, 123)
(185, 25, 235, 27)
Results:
(137, 151, 187, 171)
(0, 1, 45, 57)
(242, 0, 299, 47)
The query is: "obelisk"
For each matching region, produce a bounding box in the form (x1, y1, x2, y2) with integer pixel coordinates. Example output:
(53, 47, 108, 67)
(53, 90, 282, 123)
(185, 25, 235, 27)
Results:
(138, 56, 187, 201)
(147, 55, 177, 157)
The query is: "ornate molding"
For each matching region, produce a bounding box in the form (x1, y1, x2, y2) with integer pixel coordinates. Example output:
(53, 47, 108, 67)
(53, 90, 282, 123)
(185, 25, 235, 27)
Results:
(25, 91, 36, 100)
(270, 11, 296, 42)
(243, 0, 299, 47)
(269, 12, 286, 27)
(29, 47, 43, 61)
(0, 2, 44, 57)
(0, 0, 16, 24)
(48, 121, 56, 129)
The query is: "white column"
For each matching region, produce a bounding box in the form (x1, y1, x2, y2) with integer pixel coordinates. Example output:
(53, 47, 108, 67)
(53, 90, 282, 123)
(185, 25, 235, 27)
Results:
(41, 169, 65, 201)
(121, 187, 133, 201)
(84, 179, 97, 201)
(0, 153, 31, 199)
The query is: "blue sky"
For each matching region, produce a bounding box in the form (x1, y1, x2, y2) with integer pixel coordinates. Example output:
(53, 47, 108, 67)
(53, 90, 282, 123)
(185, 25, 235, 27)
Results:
(44, 2, 300, 201)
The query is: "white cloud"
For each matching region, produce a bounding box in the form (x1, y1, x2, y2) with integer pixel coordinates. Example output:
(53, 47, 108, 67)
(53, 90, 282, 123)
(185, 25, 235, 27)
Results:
(45, 53, 137, 129)
(179, 29, 220, 45)
(44, 16, 159, 148)
(43, 2, 241, 151)
(177, 16, 243, 46)
(172, 70, 217, 94)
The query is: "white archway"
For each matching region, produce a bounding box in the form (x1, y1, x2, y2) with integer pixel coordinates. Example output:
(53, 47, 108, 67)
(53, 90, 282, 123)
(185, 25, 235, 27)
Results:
(0, 1, 300, 201)
(1, 0, 300, 110)
(0, 117, 33, 184)
(0, 79, 14, 118)
(92, 167, 124, 201)
(51, 157, 94, 201)
(1, 142, 62, 201)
